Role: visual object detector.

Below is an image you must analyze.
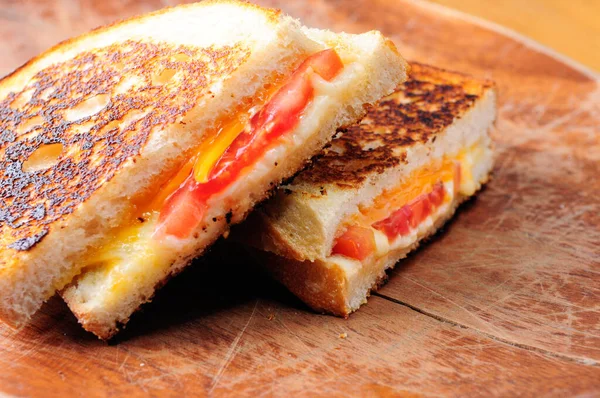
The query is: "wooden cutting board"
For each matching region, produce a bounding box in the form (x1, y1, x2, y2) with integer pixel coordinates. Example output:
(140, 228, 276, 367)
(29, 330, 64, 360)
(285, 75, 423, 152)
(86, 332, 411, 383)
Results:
(1, 0, 599, 396)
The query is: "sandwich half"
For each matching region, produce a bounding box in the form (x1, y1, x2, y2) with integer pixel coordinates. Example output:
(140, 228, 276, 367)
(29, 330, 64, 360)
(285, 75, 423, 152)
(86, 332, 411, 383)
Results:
(240, 63, 496, 317)
(0, 0, 408, 336)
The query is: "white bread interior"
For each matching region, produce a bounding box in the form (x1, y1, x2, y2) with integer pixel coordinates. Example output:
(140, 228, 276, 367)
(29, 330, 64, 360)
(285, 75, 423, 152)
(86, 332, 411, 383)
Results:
(252, 88, 497, 262)
(60, 29, 408, 339)
(0, 0, 406, 329)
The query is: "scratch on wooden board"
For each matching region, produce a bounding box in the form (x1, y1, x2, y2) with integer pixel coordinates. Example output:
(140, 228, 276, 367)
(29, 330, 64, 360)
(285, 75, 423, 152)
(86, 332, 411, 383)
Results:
(401, 276, 510, 339)
(120, 344, 188, 391)
(480, 269, 538, 307)
(376, 292, 600, 367)
(208, 299, 258, 394)
(117, 349, 130, 373)
(12, 331, 58, 362)
(275, 315, 331, 379)
(131, 368, 183, 390)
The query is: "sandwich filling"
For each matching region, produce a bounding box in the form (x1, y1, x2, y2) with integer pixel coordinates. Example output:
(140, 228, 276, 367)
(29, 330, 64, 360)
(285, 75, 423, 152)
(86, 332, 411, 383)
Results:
(153, 49, 344, 239)
(74, 49, 348, 298)
(330, 141, 487, 262)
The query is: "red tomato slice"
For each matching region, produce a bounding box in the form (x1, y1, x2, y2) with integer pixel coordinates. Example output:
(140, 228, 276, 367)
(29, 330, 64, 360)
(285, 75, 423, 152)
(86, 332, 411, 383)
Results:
(208, 71, 314, 186)
(408, 194, 432, 228)
(331, 225, 376, 260)
(155, 179, 206, 240)
(206, 49, 343, 187)
(371, 181, 446, 241)
(156, 49, 344, 239)
(294, 48, 344, 81)
(373, 205, 412, 239)
(429, 182, 445, 207)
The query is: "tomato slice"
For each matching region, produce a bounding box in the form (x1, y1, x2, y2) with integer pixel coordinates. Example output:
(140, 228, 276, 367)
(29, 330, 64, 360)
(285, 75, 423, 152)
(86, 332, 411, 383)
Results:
(207, 49, 342, 189)
(429, 182, 445, 207)
(331, 225, 376, 260)
(156, 49, 344, 239)
(207, 70, 314, 187)
(373, 205, 412, 239)
(408, 194, 433, 228)
(373, 182, 447, 240)
(293, 48, 344, 81)
(333, 179, 449, 257)
(154, 180, 206, 240)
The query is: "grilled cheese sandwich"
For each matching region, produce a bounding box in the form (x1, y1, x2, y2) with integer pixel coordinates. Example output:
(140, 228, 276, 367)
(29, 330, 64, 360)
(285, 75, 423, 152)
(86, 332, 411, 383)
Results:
(0, 0, 408, 337)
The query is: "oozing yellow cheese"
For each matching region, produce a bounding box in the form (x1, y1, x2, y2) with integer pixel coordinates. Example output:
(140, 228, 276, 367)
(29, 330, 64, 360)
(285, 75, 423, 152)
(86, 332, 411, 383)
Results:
(456, 143, 486, 196)
(193, 119, 246, 183)
(77, 212, 163, 299)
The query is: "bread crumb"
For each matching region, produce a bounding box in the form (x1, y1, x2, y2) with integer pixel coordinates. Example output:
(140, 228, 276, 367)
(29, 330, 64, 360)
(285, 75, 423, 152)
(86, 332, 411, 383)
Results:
(339, 332, 347, 339)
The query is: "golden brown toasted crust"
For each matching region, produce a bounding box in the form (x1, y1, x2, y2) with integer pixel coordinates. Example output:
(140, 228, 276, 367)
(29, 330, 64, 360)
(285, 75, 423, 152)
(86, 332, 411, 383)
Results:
(250, 247, 350, 315)
(295, 62, 494, 189)
(0, 40, 251, 252)
(0, 0, 281, 254)
(0, 0, 280, 85)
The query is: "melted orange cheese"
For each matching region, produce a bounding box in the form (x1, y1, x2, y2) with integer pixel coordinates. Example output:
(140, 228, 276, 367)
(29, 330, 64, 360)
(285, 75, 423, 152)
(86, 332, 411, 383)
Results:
(193, 118, 247, 183)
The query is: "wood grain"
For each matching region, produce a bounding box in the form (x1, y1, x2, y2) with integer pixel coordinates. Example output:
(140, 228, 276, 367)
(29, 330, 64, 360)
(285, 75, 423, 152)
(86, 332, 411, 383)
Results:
(2, 258, 600, 396)
(0, 0, 599, 396)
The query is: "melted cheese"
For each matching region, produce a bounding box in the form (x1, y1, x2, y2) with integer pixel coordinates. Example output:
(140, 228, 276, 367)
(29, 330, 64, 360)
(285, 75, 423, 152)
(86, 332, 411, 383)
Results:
(75, 213, 165, 300)
(456, 143, 486, 196)
(193, 118, 246, 183)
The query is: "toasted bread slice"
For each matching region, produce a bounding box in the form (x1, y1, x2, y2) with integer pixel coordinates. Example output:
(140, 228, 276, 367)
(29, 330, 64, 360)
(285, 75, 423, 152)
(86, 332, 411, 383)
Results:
(240, 63, 496, 316)
(0, 0, 408, 330)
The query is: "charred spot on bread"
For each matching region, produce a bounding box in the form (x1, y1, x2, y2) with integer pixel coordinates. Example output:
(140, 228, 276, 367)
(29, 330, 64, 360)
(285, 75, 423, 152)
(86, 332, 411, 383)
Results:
(0, 40, 251, 251)
(7, 229, 48, 251)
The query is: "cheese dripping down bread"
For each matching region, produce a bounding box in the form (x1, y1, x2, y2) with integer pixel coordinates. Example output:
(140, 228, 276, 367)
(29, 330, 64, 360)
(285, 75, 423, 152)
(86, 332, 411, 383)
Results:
(0, 0, 408, 335)
(238, 63, 496, 317)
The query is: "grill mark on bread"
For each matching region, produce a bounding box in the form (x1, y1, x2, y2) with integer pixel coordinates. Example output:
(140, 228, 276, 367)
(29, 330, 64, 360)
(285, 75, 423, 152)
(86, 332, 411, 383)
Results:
(295, 63, 493, 188)
(0, 40, 251, 251)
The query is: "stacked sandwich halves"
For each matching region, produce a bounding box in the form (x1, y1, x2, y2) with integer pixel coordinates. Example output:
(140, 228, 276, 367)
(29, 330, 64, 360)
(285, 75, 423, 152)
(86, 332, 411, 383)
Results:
(0, 0, 494, 340)
(0, 0, 407, 338)
(240, 63, 496, 316)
